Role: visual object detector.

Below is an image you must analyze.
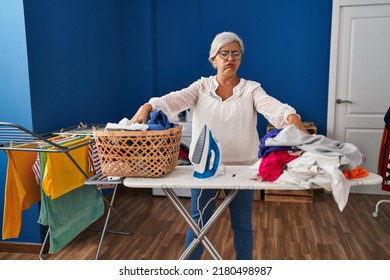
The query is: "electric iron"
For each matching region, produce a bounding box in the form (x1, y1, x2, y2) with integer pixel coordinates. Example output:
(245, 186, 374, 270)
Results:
(191, 125, 221, 179)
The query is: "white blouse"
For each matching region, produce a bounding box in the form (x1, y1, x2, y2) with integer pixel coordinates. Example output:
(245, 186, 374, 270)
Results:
(149, 75, 297, 165)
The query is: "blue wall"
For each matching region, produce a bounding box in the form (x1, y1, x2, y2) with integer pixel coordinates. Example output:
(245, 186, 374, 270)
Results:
(121, 0, 156, 110)
(24, 0, 332, 134)
(24, 0, 124, 133)
(0, 0, 332, 244)
(0, 0, 41, 243)
(152, 0, 332, 134)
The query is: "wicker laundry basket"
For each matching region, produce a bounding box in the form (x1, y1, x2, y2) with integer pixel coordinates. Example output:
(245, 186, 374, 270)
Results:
(93, 125, 182, 177)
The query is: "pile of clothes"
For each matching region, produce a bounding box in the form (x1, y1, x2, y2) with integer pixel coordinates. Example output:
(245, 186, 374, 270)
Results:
(257, 125, 367, 211)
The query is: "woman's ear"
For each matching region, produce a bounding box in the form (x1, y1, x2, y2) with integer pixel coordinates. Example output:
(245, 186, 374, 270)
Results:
(211, 59, 216, 68)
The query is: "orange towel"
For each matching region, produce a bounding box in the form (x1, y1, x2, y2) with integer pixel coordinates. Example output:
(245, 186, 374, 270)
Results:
(343, 166, 369, 179)
(2, 145, 40, 239)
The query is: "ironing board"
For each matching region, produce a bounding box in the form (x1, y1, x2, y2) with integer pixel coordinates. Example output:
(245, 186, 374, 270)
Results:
(122, 165, 383, 260)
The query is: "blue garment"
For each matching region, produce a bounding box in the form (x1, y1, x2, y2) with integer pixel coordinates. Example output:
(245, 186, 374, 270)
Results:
(147, 111, 175, 130)
(185, 188, 254, 260)
(258, 128, 293, 158)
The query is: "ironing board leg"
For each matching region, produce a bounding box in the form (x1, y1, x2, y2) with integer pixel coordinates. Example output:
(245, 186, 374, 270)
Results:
(95, 184, 133, 235)
(163, 188, 238, 260)
(95, 184, 133, 260)
(162, 188, 221, 260)
(181, 189, 238, 260)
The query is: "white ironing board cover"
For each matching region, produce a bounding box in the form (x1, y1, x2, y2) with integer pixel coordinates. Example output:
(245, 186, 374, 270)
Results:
(123, 165, 382, 189)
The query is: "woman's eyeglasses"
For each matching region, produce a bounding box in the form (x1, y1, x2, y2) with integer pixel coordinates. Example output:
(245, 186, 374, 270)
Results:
(218, 50, 242, 60)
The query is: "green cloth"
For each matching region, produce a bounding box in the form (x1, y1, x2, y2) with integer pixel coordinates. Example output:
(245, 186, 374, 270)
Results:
(38, 150, 104, 254)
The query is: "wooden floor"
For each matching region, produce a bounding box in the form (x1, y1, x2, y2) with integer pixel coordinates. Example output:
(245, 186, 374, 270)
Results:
(1, 187, 390, 260)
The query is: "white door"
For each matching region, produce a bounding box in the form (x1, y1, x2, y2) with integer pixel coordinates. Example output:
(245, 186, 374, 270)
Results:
(328, 0, 390, 194)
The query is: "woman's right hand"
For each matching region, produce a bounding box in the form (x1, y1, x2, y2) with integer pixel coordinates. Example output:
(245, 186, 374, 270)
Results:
(130, 103, 152, 124)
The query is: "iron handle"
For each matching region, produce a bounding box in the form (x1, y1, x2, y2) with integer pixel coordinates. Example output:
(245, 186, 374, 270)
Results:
(336, 99, 352, 104)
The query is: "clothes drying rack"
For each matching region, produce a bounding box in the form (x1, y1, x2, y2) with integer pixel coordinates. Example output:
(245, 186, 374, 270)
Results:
(0, 122, 132, 260)
(372, 107, 390, 218)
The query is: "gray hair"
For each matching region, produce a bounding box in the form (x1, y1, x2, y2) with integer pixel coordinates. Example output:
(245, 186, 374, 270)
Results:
(208, 32, 244, 67)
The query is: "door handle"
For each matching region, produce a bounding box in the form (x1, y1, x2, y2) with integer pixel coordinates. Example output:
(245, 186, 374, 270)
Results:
(336, 99, 352, 104)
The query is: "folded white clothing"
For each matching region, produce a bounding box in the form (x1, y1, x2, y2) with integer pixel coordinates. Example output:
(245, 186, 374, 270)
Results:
(105, 118, 148, 131)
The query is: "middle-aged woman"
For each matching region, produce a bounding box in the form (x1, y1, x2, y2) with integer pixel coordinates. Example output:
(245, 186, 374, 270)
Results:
(130, 31, 307, 259)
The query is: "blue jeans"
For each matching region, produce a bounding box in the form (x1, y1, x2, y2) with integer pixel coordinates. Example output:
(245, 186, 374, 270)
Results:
(184, 188, 254, 259)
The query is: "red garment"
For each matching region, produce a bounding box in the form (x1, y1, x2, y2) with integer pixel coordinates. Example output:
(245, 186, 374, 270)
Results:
(259, 150, 299, 182)
(378, 121, 390, 191)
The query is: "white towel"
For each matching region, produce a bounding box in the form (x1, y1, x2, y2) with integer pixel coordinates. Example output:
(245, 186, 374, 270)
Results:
(275, 151, 351, 211)
(105, 118, 148, 131)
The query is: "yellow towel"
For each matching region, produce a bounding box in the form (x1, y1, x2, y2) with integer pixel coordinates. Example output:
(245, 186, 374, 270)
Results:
(2, 144, 40, 239)
(41, 136, 94, 199)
